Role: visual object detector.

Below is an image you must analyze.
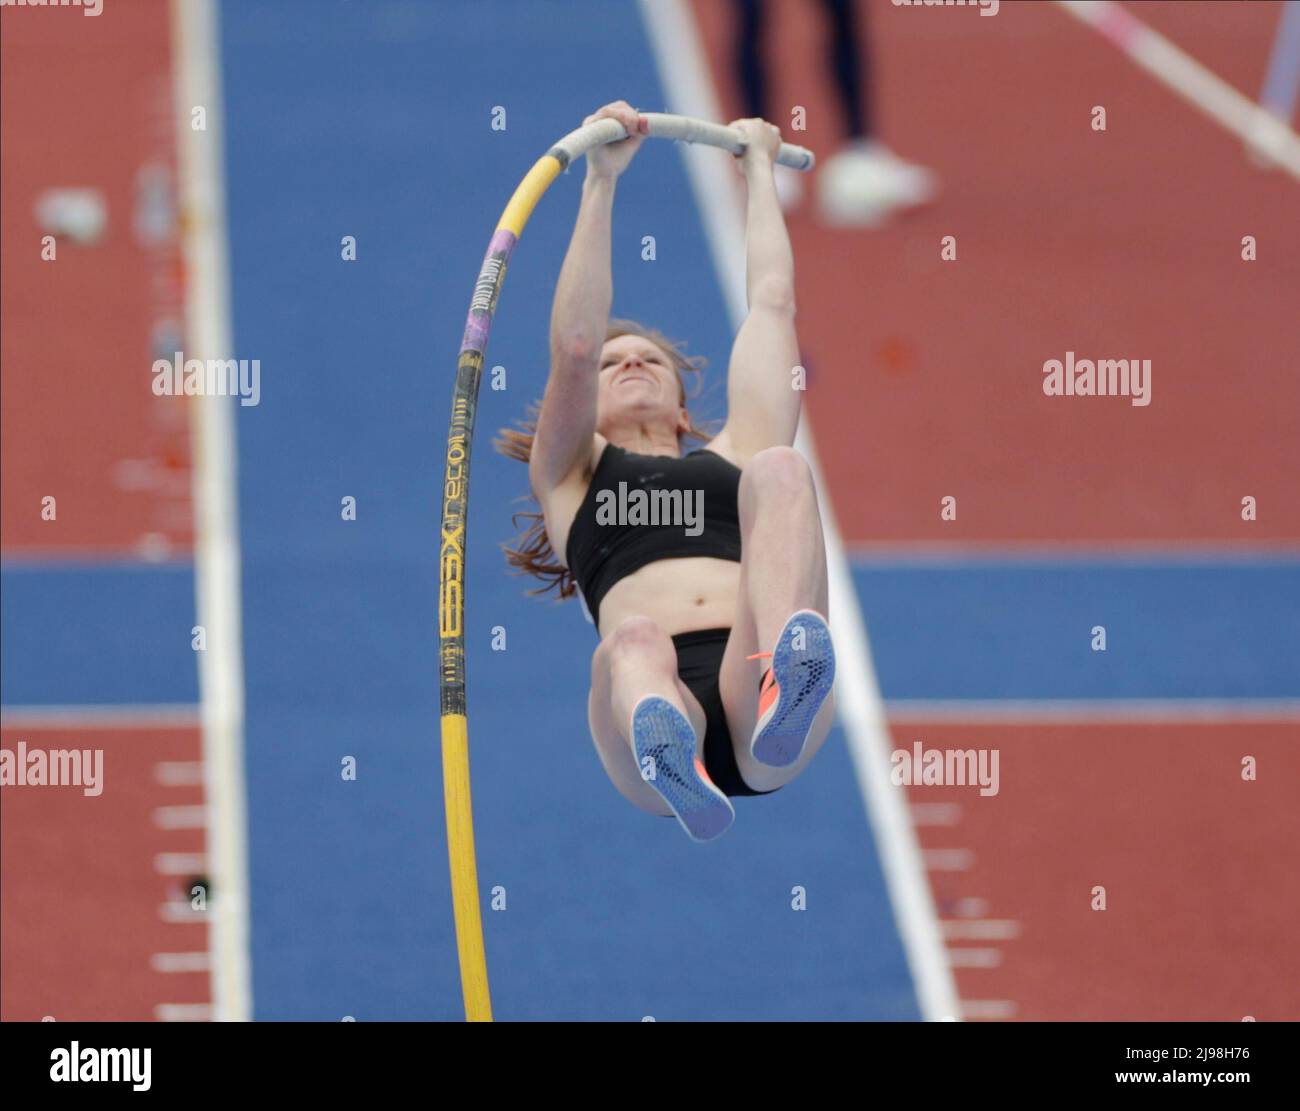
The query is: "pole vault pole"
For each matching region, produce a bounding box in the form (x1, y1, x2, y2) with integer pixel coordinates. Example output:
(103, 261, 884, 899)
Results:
(437, 112, 814, 1022)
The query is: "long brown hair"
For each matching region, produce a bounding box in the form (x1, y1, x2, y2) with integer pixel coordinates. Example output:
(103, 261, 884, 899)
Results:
(493, 318, 720, 601)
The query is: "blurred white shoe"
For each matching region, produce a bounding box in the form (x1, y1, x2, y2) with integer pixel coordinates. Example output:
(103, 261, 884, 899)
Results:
(35, 187, 107, 244)
(772, 162, 805, 213)
(816, 139, 939, 227)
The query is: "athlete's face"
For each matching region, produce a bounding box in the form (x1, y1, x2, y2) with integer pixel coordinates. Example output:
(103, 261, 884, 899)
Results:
(595, 334, 690, 440)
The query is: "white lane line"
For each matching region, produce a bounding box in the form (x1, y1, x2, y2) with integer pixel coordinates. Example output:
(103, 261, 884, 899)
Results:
(0, 705, 201, 729)
(0, 551, 196, 567)
(159, 902, 206, 924)
(922, 849, 976, 872)
(155, 853, 209, 875)
(887, 700, 1300, 724)
(155, 1003, 214, 1022)
(941, 919, 1022, 942)
(155, 761, 205, 786)
(151, 952, 212, 973)
(910, 802, 963, 827)
(962, 999, 1018, 1020)
(171, 0, 253, 1023)
(946, 948, 1003, 969)
(847, 541, 1300, 562)
(153, 805, 210, 830)
(638, 0, 960, 1023)
(949, 897, 991, 919)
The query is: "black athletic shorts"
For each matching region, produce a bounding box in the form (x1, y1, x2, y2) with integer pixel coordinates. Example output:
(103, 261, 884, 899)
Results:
(670, 627, 779, 799)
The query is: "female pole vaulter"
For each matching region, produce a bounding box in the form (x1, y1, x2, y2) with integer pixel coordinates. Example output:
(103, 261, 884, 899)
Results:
(495, 100, 836, 842)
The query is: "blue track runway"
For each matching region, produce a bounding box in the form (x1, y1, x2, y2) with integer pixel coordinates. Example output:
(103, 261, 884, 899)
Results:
(854, 558, 1300, 701)
(220, 0, 915, 1020)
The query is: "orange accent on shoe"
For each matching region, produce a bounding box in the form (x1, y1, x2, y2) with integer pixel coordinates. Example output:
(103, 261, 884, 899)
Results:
(757, 667, 779, 716)
(748, 650, 779, 712)
(693, 756, 710, 782)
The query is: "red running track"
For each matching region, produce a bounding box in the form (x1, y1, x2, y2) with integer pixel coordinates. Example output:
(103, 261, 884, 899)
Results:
(692, 0, 1300, 547)
(903, 723, 1300, 1020)
(1, 724, 210, 1021)
(1, 0, 208, 1022)
(1, 0, 193, 560)
(690, 0, 1299, 1019)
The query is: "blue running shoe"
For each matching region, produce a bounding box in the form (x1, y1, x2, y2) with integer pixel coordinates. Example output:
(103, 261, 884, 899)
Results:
(747, 609, 835, 768)
(630, 696, 735, 842)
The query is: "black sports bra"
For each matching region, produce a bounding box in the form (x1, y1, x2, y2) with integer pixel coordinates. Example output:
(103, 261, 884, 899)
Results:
(564, 443, 742, 627)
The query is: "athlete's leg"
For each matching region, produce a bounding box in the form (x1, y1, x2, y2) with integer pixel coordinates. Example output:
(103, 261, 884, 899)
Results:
(587, 615, 707, 815)
(718, 446, 836, 792)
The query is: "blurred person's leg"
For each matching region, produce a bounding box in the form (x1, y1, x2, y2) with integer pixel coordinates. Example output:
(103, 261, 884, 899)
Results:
(816, 0, 939, 226)
(825, 0, 871, 141)
(732, 0, 805, 211)
(735, 0, 769, 120)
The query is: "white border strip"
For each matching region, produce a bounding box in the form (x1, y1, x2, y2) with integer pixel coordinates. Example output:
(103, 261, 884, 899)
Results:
(638, 0, 961, 1022)
(155, 1003, 215, 1022)
(846, 541, 1300, 563)
(0, 704, 202, 728)
(887, 699, 1300, 724)
(0, 553, 196, 568)
(171, 0, 252, 1023)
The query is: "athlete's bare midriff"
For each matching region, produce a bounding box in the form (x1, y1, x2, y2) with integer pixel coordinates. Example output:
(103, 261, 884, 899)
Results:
(594, 556, 740, 638)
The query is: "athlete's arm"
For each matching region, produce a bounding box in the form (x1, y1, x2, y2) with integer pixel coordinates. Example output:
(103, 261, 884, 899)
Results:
(532, 102, 646, 496)
(710, 119, 802, 464)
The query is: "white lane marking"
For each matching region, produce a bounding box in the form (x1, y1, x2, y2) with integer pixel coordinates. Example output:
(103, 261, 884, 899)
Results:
(962, 999, 1018, 1020)
(155, 761, 205, 786)
(638, 0, 961, 1023)
(155, 1003, 214, 1021)
(941, 919, 1022, 942)
(159, 902, 207, 924)
(922, 849, 976, 872)
(0, 705, 200, 728)
(0, 551, 195, 567)
(171, 0, 253, 1023)
(887, 700, 1300, 724)
(848, 541, 1300, 562)
(151, 952, 212, 973)
(153, 805, 210, 830)
(155, 853, 209, 875)
(946, 947, 1003, 969)
(910, 802, 963, 826)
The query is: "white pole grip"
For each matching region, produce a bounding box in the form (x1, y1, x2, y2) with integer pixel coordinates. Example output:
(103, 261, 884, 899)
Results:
(551, 111, 815, 171)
